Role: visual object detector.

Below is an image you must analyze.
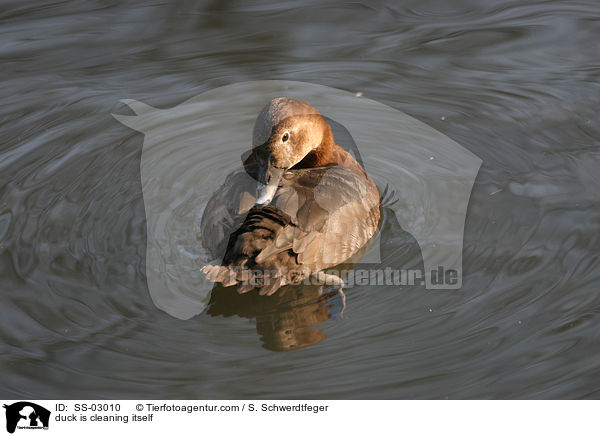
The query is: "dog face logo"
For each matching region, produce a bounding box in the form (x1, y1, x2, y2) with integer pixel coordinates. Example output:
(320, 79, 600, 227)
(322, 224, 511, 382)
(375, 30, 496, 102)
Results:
(113, 80, 481, 319)
(3, 402, 50, 433)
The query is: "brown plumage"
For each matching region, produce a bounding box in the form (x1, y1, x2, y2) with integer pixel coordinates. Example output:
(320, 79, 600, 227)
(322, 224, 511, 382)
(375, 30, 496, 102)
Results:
(201, 97, 380, 295)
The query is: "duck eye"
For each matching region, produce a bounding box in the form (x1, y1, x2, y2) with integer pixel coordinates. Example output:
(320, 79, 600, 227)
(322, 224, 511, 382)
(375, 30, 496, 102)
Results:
(282, 132, 289, 142)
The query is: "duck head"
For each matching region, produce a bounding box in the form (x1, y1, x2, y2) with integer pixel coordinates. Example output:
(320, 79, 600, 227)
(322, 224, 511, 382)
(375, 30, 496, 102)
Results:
(251, 97, 333, 205)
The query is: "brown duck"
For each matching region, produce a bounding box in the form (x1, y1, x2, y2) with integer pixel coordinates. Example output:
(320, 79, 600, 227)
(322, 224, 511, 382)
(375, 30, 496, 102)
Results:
(201, 97, 380, 295)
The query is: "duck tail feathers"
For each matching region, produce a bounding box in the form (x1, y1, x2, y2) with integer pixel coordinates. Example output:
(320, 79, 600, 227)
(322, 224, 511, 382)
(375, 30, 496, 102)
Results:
(201, 265, 237, 286)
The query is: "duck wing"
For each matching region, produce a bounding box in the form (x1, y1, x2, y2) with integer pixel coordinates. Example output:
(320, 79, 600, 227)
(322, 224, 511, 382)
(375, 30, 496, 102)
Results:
(201, 165, 380, 294)
(272, 165, 380, 269)
(200, 169, 257, 260)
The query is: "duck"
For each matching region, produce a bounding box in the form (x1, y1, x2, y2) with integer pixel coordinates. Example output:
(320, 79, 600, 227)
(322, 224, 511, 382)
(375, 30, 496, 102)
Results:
(201, 97, 380, 295)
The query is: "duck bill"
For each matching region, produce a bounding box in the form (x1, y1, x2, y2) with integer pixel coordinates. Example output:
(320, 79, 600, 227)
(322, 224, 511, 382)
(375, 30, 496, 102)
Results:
(255, 162, 285, 205)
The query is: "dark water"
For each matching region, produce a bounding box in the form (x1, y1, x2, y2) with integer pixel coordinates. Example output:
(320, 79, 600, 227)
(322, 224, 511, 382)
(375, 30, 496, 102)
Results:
(1, 0, 599, 399)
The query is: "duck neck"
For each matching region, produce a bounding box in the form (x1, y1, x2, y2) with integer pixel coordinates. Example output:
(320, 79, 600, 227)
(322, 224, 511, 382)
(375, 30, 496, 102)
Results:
(294, 124, 342, 168)
(293, 124, 368, 180)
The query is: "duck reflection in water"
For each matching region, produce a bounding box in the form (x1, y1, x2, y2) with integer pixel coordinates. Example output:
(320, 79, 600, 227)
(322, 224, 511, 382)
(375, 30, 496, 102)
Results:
(207, 283, 345, 351)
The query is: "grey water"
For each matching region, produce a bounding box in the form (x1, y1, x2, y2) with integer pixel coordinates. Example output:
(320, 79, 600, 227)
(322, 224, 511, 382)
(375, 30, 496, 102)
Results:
(1, 0, 599, 399)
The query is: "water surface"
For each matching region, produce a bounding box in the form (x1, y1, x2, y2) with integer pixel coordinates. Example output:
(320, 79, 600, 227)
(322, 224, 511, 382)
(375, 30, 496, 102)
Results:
(1, 0, 599, 399)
